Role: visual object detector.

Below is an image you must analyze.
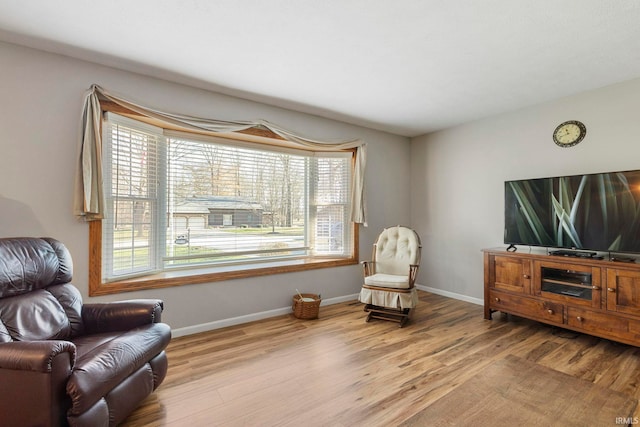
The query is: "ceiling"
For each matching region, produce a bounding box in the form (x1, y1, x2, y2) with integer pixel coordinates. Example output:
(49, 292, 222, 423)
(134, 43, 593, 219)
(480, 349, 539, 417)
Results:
(1, 1, 640, 137)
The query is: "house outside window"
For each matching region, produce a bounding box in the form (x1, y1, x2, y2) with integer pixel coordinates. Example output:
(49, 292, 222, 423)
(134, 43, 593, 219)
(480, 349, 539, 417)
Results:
(99, 113, 356, 288)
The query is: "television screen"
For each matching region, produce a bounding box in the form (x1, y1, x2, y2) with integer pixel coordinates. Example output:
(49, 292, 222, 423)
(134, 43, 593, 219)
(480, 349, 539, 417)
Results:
(504, 170, 640, 253)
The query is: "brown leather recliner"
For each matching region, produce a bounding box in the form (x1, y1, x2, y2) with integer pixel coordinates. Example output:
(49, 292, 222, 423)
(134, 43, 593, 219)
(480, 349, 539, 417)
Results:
(0, 237, 171, 426)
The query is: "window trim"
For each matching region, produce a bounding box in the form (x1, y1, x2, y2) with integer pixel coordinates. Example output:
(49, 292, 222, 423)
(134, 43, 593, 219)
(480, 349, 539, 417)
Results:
(89, 104, 359, 296)
(89, 220, 358, 296)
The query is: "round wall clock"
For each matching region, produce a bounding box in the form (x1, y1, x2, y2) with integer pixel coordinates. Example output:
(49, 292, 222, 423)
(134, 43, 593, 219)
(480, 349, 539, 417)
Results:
(553, 120, 586, 147)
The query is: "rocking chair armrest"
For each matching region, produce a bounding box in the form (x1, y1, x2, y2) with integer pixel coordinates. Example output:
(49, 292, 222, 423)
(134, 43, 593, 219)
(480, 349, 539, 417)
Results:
(361, 260, 375, 276)
(408, 264, 419, 287)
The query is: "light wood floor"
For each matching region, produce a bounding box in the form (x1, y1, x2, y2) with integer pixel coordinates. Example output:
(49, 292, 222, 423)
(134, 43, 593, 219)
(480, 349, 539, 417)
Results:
(122, 291, 640, 426)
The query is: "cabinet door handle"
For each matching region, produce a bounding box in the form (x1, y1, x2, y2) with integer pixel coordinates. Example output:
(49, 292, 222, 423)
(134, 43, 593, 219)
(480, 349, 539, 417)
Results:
(495, 297, 500, 302)
(607, 287, 615, 293)
(576, 316, 583, 322)
(547, 309, 554, 315)
(591, 286, 600, 290)
(523, 274, 530, 279)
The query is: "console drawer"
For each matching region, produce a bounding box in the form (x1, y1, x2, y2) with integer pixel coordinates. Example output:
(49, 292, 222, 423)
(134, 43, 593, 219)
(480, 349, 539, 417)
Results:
(489, 290, 564, 324)
(567, 307, 640, 344)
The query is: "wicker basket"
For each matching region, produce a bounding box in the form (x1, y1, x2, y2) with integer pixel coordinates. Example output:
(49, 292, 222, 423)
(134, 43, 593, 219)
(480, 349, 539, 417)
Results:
(292, 293, 321, 319)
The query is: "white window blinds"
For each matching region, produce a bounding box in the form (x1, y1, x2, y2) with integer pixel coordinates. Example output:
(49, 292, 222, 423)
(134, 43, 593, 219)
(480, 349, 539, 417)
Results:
(103, 116, 164, 279)
(101, 113, 353, 282)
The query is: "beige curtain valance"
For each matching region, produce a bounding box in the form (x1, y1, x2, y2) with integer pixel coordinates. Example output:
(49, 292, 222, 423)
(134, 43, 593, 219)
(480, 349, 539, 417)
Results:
(73, 84, 367, 225)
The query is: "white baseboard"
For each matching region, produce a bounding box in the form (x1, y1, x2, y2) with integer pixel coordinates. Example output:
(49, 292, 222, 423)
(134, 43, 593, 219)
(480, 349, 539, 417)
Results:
(171, 293, 359, 338)
(171, 287, 482, 338)
(416, 284, 484, 306)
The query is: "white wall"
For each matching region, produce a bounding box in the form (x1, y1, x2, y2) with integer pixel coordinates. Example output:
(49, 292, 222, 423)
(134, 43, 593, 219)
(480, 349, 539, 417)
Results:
(411, 78, 640, 300)
(0, 41, 412, 332)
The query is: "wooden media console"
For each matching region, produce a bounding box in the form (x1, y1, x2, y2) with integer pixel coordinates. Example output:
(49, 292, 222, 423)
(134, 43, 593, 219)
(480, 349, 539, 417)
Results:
(484, 248, 640, 346)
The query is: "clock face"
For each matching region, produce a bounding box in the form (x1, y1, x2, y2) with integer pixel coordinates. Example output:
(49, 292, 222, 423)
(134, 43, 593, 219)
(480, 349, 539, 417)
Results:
(553, 120, 586, 147)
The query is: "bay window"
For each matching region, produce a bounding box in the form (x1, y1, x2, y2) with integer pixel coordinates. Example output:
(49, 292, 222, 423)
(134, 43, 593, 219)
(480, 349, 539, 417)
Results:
(93, 113, 357, 293)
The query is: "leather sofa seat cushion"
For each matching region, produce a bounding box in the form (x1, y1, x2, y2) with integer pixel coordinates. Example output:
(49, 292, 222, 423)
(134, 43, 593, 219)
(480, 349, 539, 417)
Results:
(66, 322, 171, 415)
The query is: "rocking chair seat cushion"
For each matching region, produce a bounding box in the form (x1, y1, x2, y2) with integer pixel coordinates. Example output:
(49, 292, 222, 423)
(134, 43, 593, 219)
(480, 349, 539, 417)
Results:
(364, 273, 410, 289)
(359, 287, 418, 309)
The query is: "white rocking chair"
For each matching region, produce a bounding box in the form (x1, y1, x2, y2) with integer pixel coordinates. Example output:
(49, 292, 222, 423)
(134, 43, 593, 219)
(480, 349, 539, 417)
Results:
(358, 225, 422, 327)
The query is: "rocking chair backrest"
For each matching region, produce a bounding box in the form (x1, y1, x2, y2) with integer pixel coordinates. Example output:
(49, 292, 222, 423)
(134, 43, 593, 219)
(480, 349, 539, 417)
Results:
(372, 226, 421, 276)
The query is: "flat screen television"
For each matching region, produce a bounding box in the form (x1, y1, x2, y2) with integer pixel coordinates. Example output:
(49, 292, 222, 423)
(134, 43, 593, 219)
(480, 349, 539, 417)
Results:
(504, 169, 640, 254)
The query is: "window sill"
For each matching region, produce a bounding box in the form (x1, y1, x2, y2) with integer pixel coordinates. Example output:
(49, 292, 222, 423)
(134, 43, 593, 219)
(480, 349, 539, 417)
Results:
(89, 256, 358, 296)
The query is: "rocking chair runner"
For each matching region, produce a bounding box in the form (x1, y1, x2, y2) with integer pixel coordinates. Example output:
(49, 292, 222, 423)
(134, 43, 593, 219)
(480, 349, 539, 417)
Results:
(358, 226, 422, 327)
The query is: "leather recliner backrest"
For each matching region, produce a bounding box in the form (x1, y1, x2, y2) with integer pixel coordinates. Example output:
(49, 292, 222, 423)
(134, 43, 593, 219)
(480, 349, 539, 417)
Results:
(0, 237, 73, 298)
(0, 238, 83, 342)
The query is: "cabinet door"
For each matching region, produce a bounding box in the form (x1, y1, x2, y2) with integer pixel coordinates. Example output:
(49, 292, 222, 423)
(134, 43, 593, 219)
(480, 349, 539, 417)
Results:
(533, 260, 601, 308)
(492, 255, 531, 294)
(606, 269, 640, 317)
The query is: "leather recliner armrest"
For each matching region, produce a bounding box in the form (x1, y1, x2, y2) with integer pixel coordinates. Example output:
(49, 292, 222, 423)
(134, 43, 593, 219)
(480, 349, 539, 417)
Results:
(82, 299, 164, 334)
(0, 340, 76, 426)
(0, 340, 76, 372)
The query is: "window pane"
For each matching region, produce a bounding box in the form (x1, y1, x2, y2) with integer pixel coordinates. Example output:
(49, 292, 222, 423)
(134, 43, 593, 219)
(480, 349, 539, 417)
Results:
(111, 199, 154, 274)
(316, 205, 346, 253)
(103, 116, 161, 280)
(314, 158, 352, 255)
(166, 138, 308, 267)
